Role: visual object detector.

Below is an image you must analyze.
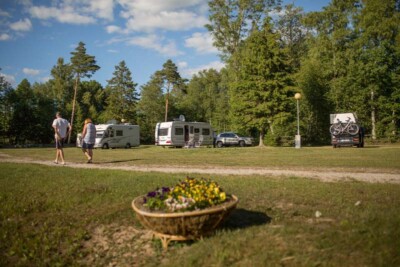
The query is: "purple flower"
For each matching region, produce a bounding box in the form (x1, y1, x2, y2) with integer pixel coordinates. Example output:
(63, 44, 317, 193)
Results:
(162, 187, 170, 193)
(147, 191, 157, 197)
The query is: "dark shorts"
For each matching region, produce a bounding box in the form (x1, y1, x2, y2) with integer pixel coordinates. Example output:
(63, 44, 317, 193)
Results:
(55, 138, 65, 149)
(82, 142, 94, 149)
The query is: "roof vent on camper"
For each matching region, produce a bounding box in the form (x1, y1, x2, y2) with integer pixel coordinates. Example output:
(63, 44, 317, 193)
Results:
(179, 115, 185, 122)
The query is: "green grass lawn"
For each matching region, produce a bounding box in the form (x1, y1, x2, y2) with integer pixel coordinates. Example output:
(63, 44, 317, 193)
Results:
(0, 160, 399, 266)
(1, 144, 400, 171)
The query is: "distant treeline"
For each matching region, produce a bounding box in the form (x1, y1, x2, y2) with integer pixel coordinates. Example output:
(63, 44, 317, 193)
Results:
(1, 0, 399, 146)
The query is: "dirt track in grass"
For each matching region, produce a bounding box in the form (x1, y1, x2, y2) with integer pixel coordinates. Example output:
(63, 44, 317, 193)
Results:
(1, 152, 399, 184)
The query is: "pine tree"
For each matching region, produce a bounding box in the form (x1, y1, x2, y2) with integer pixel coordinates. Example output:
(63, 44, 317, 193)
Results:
(276, 3, 308, 71)
(137, 75, 165, 143)
(69, 41, 100, 142)
(104, 61, 138, 123)
(178, 69, 229, 129)
(228, 18, 292, 146)
(50, 57, 73, 113)
(0, 70, 14, 143)
(9, 79, 37, 144)
(156, 59, 184, 121)
(352, 0, 400, 139)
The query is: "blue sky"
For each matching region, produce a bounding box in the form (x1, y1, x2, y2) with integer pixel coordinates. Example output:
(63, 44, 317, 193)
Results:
(0, 0, 330, 90)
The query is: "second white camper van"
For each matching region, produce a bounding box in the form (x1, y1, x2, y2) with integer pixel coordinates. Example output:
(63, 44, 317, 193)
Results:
(77, 124, 140, 149)
(155, 121, 213, 148)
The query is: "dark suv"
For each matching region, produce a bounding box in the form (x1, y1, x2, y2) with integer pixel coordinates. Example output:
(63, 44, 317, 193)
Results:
(215, 132, 253, 148)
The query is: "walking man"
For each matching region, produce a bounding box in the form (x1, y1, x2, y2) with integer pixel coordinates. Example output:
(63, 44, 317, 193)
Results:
(52, 112, 71, 165)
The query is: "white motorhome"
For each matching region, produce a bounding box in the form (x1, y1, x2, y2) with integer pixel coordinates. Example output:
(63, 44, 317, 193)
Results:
(77, 124, 140, 149)
(155, 121, 214, 148)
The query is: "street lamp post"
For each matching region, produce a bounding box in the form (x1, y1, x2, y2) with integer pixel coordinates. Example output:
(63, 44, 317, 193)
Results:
(294, 93, 301, 149)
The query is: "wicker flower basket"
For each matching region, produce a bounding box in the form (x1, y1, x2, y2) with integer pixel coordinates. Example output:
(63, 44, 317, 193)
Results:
(132, 194, 238, 249)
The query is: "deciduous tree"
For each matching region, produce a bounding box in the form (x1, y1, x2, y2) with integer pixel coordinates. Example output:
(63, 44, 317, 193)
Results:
(206, 0, 282, 61)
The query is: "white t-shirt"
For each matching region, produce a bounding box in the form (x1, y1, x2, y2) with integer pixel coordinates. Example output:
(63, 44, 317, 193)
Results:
(52, 118, 70, 139)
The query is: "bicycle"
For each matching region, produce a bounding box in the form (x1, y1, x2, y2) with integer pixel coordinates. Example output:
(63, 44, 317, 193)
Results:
(329, 117, 359, 136)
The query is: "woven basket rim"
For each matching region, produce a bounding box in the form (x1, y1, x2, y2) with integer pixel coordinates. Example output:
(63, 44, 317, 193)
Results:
(132, 194, 238, 218)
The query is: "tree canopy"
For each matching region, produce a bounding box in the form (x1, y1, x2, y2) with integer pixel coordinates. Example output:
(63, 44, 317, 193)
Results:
(1, 0, 399, 146)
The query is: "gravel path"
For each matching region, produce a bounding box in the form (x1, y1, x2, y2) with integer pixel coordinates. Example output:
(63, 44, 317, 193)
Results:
(1, 152, 399, 184)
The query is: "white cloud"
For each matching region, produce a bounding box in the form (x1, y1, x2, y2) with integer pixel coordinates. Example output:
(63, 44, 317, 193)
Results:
(182, 61, 225, 77)
(105, 25, 129, 34)
(126, 11, 207, 32)
(177, 61, 188, 69)
(23, 68, 40, 76)
(10, 18, 32, 31)
(117, 0, 205, 14)
(0, 9, 11, 17)
(185, 32, 218, 54)
(40, 76, 50, 83)
(0, 33, 11, 41)
(29, 6, 96, 24)
(127, 34, 183, 56)
(1, 73, 15, 85)
(86, 0, 114, 20)
(106, 25, 121, 34)
(26, 0, 115, 24)
(115, 0, 208, 33)
(107, 49, 118, 53)
(105, 36, 129, 45)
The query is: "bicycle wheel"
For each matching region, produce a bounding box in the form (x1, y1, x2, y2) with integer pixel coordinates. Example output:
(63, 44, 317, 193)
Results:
(347, 123, 359, 135)
(330, 124, 342, 136)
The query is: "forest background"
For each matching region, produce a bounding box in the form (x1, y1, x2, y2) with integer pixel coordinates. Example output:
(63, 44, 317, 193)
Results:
(0, 0, 399, 146)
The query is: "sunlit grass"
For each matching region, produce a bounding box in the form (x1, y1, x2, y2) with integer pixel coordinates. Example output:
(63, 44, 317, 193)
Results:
(1, 163, 399, 266)
(1, 144, 400, 170)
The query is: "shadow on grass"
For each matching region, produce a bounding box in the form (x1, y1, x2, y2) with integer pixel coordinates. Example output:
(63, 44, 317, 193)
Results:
(222, 208, 272, 230)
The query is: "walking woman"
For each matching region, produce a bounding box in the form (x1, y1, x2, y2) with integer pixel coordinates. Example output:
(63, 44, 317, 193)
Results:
(81, 118, 96, 163)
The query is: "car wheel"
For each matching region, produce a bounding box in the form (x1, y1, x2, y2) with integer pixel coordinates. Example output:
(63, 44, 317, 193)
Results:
(216, 141, 223, 148)
(125, 143, 131, 149)
(102, 143, 109, 149)
(239, 140, 245, 147)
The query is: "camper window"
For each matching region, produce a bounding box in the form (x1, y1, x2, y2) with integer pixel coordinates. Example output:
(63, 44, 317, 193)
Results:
(194, 128, 200, 134)
(116, 130, 123, 136)
(175, 128, 183, 135)
(202, 128, 210, 135)
(158, 128, 168, 136)
(97, 131, 104, 138)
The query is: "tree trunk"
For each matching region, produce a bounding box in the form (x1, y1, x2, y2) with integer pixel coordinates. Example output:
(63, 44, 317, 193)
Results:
(392, 109, 396, 136)
(68, 75, 79, 143)
(164, 82, 171, 122)
(371, 90, 376, 140)
(164, 91, 169, 122)
(258, 128, 265, 146)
